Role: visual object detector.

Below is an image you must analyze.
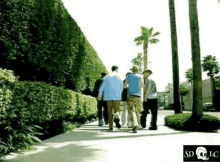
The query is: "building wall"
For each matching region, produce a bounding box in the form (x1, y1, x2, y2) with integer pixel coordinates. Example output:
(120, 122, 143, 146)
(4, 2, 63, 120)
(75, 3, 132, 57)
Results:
(165, 77, 214, 110)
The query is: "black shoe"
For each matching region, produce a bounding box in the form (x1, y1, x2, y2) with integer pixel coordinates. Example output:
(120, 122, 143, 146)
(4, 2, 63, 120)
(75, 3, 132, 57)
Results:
(140, 121, 146, 128)
(113, 118, 121, 128)
(132, 126, 138, 133)
(105, 121, 108, 125)
(140, 115, 146, 128)
(109, 128, 113, 131)
(141, 123, 146, 128)
(149, 126, 157, 130)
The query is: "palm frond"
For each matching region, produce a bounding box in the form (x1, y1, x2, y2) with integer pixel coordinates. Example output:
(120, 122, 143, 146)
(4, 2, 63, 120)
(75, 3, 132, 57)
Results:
(149, 39, 159, 44)
(141, 26, 148, 32)
(134, 36, 144, 46)
(134, 36, 142, 42)
(141, 27, 148, 37)
(152, 32, 160, 37)
(148, 27, 153, 37)
(136, 41, 143, 46)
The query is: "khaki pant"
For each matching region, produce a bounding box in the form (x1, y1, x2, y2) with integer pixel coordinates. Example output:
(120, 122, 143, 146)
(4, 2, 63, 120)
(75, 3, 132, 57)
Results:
(121, 101, 131, 126)
(107, 101, 121, 129)
(127, 96, 141, 128)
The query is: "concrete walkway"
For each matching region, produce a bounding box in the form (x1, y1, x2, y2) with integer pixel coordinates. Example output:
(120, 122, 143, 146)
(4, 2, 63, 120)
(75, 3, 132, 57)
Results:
(1, 114, 220, 162)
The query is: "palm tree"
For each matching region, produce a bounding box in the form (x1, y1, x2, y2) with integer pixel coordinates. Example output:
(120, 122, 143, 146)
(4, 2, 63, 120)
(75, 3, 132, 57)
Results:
(134, 27, 160, 70)
(134, 27, 160, 101)
(188, 0, 203, 119)
(169, 0, 181, 114)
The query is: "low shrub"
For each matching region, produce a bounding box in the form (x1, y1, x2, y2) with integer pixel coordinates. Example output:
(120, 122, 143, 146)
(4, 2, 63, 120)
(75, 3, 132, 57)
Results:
(0, 68, 98, 158)
(0, 68, 42, 158)
(63, 121, 76, 132)
(164, 113, 220, 132)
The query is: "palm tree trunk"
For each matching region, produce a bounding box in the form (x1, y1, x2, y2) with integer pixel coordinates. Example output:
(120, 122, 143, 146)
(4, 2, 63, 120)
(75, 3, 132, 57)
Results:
(191, 82, 193, 110)
(143, 42, 148, 100)
(188, 0, 203, 119)
(169, 0, 181, 114)
(143, 42, 148, 70)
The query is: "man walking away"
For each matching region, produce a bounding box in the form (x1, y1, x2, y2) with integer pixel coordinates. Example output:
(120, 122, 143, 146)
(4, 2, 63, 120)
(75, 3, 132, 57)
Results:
(121, 72, 131, 127)
(125, 65, 144, 133)
(93, 73, 108, 126)
(98, 66, 123, 131)
(141, 69, 158, 130)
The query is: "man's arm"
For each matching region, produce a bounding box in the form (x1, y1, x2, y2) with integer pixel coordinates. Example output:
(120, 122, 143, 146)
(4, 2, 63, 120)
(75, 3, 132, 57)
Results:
(119, 77, 123, 92)
(144, 87, 150, 101)
(98, 78, 106, 100)
(93, 80, 99, 97)
(144, 79, 151, 101)
(124, 77, 128, 88)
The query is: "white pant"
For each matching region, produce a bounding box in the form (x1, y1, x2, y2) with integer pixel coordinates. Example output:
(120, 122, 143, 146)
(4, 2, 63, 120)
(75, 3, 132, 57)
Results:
(121, 101, 131, 127)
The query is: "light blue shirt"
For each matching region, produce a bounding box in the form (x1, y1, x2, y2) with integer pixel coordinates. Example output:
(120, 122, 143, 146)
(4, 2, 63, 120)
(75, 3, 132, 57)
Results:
(98, 71, 123, 101)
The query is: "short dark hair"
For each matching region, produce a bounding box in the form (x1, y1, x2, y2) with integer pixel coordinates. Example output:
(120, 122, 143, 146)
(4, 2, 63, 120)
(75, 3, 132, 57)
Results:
(126, 72, 131, 77)
(111, 65, 118, 72)
(148, 70, 152, 75)
(101, 72, 106, 77)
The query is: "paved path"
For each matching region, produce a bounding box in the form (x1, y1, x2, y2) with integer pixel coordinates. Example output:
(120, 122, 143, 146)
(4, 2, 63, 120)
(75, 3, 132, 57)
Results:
(1, 113, 220, 162)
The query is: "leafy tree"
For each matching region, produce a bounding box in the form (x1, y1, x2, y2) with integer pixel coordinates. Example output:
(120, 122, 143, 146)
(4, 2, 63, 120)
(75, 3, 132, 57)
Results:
(179, 85, 190, 111)
(202, 55, 220, 110)
(162, 91, 170, 107)
(188, 0, 203, 119)
(185, 68, 194, 110)
(169, 0, 181, 114)
(131, 53, 143, 74)
(185, 68, 193, 85)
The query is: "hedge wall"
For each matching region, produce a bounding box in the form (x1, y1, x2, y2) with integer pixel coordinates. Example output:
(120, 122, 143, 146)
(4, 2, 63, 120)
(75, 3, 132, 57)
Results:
(0, 0, 108, 94)
(0, 68, 98, 157)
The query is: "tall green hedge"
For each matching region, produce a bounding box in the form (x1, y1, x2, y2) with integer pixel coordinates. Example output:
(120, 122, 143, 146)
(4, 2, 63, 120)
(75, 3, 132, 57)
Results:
(0, 0, 108, 94)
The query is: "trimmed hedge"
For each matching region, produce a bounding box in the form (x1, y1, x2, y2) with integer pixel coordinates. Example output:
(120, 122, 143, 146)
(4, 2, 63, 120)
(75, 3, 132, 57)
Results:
(0, 0, 108, 94)
(0, 68, 43, 157)
(164, 113, 220, 132)
(0, 68, 98, 157)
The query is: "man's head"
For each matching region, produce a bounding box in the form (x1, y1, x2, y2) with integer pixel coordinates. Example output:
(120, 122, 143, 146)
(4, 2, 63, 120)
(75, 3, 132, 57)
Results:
(126, 72, 131, 77)
(130, 65, 139, 73)
(111, 65, 118, 72)
(101, 72, 106, 78)
(142, 69, 152, 78)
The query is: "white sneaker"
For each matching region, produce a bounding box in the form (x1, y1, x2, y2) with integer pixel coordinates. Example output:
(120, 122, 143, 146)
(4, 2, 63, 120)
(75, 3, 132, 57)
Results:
(98, 119, 103, 126)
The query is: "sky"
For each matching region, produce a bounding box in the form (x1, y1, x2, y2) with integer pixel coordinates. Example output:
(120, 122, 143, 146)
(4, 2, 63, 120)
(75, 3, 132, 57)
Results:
(61, 0, 220, 92)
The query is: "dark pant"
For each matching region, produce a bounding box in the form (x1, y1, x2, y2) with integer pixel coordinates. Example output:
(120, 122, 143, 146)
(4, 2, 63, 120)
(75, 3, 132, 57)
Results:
(98, 100, 108, 124)
(141, 99, 158, 128)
